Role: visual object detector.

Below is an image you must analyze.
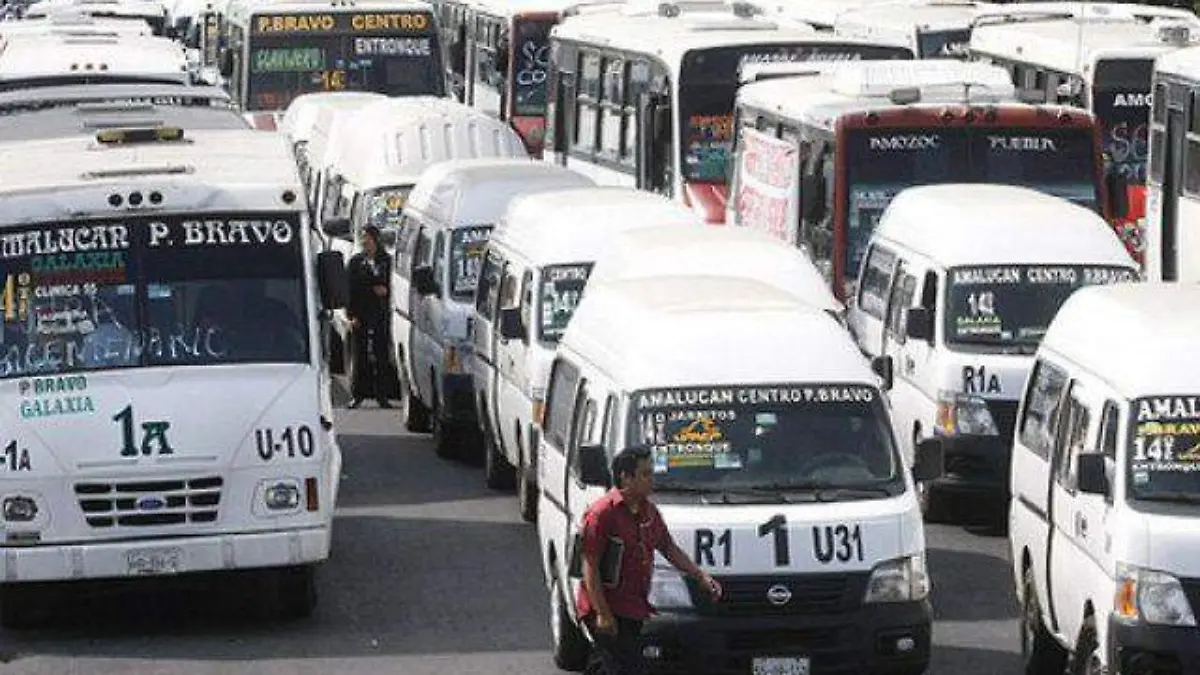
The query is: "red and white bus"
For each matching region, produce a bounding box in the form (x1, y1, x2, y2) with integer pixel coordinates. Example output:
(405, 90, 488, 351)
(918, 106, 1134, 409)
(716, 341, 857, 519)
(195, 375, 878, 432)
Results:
(730, 60, 1114, 300)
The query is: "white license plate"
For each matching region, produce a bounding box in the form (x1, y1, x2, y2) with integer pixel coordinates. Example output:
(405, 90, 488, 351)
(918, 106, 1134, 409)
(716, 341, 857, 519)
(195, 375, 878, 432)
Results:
(752, 657, 810, 675)
(126, 547, 183, 576)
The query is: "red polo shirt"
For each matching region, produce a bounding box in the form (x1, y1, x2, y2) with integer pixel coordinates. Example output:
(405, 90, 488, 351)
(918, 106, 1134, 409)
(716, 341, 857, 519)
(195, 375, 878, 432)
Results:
(575, 488, 675, 622)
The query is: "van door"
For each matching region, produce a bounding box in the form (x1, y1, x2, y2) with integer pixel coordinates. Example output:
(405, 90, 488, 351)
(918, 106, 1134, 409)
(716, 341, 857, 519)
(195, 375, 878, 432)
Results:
(562, 378, 607, 614)
(496, 263, 528, 468)
(880, 260, 922, 457)
(391, 214, 421, 385)
(412, 227, 442, 408)
(473, 248, 505, 448)
(848, 243, 897, 357)
(538, 357, 582, 586)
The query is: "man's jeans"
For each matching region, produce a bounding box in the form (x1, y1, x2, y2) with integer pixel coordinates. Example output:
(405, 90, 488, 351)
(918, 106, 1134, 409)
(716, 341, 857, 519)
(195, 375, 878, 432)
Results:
(585, 616, 646, 675)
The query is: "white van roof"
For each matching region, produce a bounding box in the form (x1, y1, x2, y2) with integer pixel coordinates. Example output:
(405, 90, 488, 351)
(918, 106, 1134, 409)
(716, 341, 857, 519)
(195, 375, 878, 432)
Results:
(587, 224, 843, 313)
(873, 184, 1135, 268)
(1041, 283, 1200, 397)
(494, 187, 700, 265)
(564, 276, 872, 391)
(0, 33, 187, 85)
(279, 91, 388, 144)
(404, 158, 594, 228)
(331, 97, 528, 190)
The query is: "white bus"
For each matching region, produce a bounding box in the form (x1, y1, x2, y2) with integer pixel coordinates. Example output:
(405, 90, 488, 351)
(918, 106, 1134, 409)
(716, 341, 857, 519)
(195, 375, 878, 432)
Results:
(544, 0, 914, 222)
(0, 33, 192, 90)
(751, 0, 911, 31)
(833, 0, 994, 59)
(1143, 45, 1200, 282)
(23, 0, 171, 36)
(0, 10, 155, 38)
(968, 2, 1200, 262)
(0, 124, 347, 628)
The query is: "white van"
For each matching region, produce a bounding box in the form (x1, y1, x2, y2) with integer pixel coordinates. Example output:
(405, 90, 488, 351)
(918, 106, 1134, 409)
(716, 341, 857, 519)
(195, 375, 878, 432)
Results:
(1009, 283, 1200, 675)
(277, 91, 388, 197)
(846, 184, 1138, 523)
(473, 187, 700, 521)
(586, 223, 843, 318)
(288, 94, 385, 216)
(393, 159, 594, 459)
(537, 274, 940, 674)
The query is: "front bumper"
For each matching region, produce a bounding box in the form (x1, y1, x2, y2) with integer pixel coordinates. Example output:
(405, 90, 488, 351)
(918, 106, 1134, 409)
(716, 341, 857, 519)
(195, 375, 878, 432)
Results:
(0, 526, 330, 584)
(1109, 617, 1200, 675)
(640, 600, 931, 675)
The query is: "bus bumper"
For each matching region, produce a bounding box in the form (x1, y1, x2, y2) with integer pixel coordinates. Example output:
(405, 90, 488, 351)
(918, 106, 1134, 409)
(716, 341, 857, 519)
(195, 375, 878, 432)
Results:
(639, 600, 931, 675)
(1108, 617, 1200, 675)
(0, 525, 329, 583)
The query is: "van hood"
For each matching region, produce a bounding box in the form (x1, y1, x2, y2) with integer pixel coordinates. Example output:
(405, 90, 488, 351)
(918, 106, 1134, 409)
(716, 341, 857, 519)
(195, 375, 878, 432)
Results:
(1121, 505, 1200, 578)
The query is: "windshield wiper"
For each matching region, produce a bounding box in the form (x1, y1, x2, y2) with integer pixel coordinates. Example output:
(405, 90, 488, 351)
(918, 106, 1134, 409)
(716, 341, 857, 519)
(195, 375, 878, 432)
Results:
(1136, 490, 1200, 505)
(656, 484, 789, 504)
(749, 481, 895, 502)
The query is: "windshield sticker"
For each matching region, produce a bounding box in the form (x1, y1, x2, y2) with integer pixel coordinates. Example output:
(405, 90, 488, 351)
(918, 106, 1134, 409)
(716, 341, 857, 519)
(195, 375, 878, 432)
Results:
(1131, 396, 1200, 473)
(635, 385, 876, 409)
(450, 227, 491, 296)
(539, 264, 590, 340)
(16, 374, 93, 420)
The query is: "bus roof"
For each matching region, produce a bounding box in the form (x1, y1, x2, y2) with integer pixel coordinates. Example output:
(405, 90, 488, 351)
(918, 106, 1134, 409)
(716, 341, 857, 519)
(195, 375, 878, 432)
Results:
(971, 1, 1198, 26)
(463, 0, 594, 17)
(0, 34, 188, 86)
(563, 275, 869, 392)
(0, 102, 248, 141)
(835, 1, 991, 35)
(552, 0, 820, 70)
(873, 184, 1134, 268)
(970, 13, 1200, 74)
(0, 11, 154, 36)
(737, 60, 1017, 125)
(1154, 43, 1200, 79)
(25, 0, 167, 20)
(750, 0, 908, 29)
(228, 0, 435, 21)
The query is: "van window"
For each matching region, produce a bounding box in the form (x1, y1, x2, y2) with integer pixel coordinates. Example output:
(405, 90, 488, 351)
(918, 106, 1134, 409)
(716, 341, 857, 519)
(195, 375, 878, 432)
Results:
(476, 249, 504, 317)
(499, 264, 520, 308)
(1019, 359, 1069, 459)
(1054, 391, 1091, 490)
(414, 229, 434, 268)
(1100, 401, 1119, 461)
(449, 226, 493, 302)
(396, 215, 421, 277)
(520, 270, 534, 336)
(571, 385, 597, 452)
(539, 263, 593, 342)
(601, 394, 618, 450)
(544, 358, 581, 450)
(885, 268, 917, 342)
(858, 245, 896, 320)
(432, 231, 447, 296)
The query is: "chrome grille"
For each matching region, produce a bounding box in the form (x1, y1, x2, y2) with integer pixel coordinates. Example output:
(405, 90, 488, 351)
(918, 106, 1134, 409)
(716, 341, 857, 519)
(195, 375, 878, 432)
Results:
(74, 476, 222, 528)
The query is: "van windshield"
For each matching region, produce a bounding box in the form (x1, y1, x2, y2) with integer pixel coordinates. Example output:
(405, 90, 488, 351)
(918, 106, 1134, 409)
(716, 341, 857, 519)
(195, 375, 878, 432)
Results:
(627, 383, 902, 496)
(449, 225, 492, 301)
(943, 264, 1137, 349)
(1128, 396, 1200, 504)
(362, 186, 412, 230)
(538, 263, 592, 343)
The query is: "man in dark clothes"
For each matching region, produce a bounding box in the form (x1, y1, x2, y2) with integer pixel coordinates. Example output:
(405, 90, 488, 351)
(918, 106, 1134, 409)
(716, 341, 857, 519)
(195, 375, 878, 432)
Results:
(346, 225, 393, 409)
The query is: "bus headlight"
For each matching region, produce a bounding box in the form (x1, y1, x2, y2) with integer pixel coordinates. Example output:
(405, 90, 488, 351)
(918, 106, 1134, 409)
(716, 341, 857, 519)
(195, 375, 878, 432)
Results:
(263, 480, 301, 511)
(864, 555, 929, 603)
(935, 392, 998, 436)
(2, 496, 37, 522)
(1115, 565, 1196, 626)
(649, 566, 693, 610)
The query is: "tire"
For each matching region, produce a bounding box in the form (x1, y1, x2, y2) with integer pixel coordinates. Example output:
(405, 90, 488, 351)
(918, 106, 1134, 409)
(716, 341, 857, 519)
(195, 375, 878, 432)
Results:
(433, 399, 458, 460)
(484, 416, 516, 490)
(0, 583, 51, 630)
(402, 356, 432, 433)
(1074, 617, 1106, 675)
(273, 565, 318, 620)
(518, 454, 538, 524)
(550, 577, 589, 672)
(1021, 567, 1068, 675)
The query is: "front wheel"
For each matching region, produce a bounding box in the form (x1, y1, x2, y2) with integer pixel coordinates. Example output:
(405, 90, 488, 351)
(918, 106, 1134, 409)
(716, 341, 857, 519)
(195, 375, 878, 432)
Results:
(518, 458, 538, 523)
(271, 565, 317, 620)
(484, 419, 516, 490)
(550, 577, 589, 672)
(1021, 567, 1067, 675)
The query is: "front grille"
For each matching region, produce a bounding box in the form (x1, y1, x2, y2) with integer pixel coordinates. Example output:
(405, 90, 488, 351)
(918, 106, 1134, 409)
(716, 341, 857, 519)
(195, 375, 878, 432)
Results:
(694, 573, 865, 616)
(75, 476, 222, 528)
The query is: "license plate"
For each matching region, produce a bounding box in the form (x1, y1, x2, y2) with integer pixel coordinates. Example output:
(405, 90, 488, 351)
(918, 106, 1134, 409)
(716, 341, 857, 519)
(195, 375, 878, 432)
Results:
(126, 547, 183, 576)
(752, 657, 810, 675)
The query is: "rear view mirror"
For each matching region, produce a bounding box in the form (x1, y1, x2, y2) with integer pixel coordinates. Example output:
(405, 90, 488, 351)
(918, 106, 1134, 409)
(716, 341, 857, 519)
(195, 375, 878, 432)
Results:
(322, 216, 351, 238)
(904, 307, 935, 342)
(578, 444, 611, 488)
(412, 265, 438, 296)
(912, 438, 944, 483)
(498, 306, 523, 341)
(1077, 453, 1110, 496)
(317, 251, 348, 310)
(871, 355, 894, 391)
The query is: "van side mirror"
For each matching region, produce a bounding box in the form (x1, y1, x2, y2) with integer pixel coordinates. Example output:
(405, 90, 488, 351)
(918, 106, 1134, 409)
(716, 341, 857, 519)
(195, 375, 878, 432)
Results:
(637, 93, 670, 192)
(578, 444, 611, 488)
(912, 438, 944, 483)
(1077, 453, 1110, 496)
(323, 216, 351, 238)
(871, 355, 894, 391)
(904, 307, 935, 342)
(412, 265, 438, 296)
(800, 173, 827, 222)
(1106, 171, 1130, 221)
(317, 251, 348, 310)
(498, 306, 523, 341)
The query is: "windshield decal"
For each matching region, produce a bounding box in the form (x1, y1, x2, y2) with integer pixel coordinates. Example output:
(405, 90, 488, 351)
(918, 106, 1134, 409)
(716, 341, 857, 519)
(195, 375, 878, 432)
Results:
(1131, 396, 1200, 485)
(538, 263, 590, 341)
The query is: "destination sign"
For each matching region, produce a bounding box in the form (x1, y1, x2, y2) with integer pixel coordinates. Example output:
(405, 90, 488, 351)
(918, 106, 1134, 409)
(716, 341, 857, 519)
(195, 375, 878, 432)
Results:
(252, 11, 432, 35)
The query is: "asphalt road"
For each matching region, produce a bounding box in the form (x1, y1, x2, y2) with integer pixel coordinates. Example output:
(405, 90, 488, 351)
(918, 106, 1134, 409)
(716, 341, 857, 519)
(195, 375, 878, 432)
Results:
(0, 405, 1024, 674)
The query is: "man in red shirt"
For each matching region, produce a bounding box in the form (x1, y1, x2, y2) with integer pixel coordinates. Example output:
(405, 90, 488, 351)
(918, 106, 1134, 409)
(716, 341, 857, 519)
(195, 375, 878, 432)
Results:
(576, 445, 722, 675)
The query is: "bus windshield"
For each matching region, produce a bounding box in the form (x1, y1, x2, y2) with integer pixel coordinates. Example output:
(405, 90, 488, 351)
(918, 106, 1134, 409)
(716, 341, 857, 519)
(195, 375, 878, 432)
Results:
(679, 42, 912, 183)
(246, 10, 444, 111)
(844, 126, 1100, 277)
(511, 15, 553, 117)
(1092, 57, 1153, 184)
(0, 213, 309, 379)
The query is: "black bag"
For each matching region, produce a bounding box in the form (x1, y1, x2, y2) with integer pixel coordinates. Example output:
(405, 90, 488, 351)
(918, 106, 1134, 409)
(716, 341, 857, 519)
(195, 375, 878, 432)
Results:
(568, 532, 624, 588)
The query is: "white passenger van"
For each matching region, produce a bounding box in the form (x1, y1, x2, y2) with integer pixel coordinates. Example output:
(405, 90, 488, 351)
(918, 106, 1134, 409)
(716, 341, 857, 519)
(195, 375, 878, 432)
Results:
(847, 184, 1138, 523)
(392, 159, 593, 459)
(473, 187, 699, 521)
(0, 33, 190, 90)
(278, 91, 388, 198)
(537, 274, 941, 674)
(0, 124, 348, 628)
(586, 223, 843, 316)
(1009, 283, 1200, 675)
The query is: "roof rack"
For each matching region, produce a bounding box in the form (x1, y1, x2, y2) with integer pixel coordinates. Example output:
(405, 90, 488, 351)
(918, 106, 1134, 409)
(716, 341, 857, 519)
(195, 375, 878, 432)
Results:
(972, 1, 1198, 29)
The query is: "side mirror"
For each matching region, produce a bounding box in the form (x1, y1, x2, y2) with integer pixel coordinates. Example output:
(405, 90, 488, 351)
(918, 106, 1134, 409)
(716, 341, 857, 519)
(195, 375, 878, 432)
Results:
(498, 306, 523, 341)
(323, 216, 351, 238)
(412, 265, 438, 296)
(1106, 171, 1130, 221)
(801, 173, 827, 222)
(317, 251, 348, 310)
(218, 48, 233, 79)
(912, 438, 944, 483)
(871, 355, 894, 391)
(904, 307, 935, 342)
(1077, 453, 1110, 496)
(578, 443, 611, 488)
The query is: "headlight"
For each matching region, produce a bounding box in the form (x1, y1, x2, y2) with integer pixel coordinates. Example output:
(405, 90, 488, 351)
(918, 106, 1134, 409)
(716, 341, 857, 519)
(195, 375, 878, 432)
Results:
(649, 566, 694, 610)
(1115, 564, 1196, 626)
(935, 392, 998, 436)
(2, 496, 37, 522)
(864, 555, 929, 603)
(264, 481, 301, 511)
